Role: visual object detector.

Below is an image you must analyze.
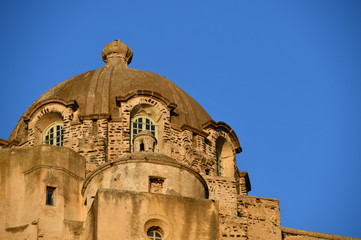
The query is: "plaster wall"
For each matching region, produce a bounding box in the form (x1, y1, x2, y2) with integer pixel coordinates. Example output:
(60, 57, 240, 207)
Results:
(0, 145, 85, 240)
(82, 155, 208, 210)
(85, 189, 219, 240)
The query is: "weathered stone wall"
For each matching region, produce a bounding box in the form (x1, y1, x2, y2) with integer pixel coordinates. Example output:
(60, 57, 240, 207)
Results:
(86, 189, 219, 240)
(238, 172, 250, 195)
(203, 174, 250, 240)
(5, 94, 255, 240)
(82, 153, 208, 211)
(10, 96, 243, 185)
(282, 227, 360, 240)
(219, 216, 248, 240)
(108, 120, 127, 161)
(238, 195, 281, 240)
(205, 176, 238, 216)
(71, 118, 108, 173)
(0, 145, 85, 240)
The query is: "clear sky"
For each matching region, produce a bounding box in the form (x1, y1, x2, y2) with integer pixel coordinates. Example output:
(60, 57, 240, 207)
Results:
(1, 0, 360, 238)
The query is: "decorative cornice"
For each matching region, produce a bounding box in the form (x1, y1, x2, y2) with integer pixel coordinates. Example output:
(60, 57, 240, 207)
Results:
(180, 124, 209, 138)
(116, 90, 177, 110)
(24, 164, 84, 181)
(239, 171, 251, 192)
(203, 120, 242, 153)
(0, 138, 9, 147)
(23, 99, 79, 123)
(1, 139, 20, 148)
(79, 113, 111, 121)
(281, 227, 359, 240)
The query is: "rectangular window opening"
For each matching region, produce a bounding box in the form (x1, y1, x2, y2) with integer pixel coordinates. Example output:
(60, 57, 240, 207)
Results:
(149, 176, 165, 194)
(46, 186, 56, 206)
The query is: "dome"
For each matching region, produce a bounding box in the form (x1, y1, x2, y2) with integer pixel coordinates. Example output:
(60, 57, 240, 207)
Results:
(35, 67, 211, 129)
(9, 40, 213, 142)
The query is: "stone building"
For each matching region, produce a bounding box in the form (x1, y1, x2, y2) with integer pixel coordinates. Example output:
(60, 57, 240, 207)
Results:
(0, 40, 358, 240)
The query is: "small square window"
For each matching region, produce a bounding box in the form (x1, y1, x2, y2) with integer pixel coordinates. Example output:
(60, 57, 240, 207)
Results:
(149, 176, 165, 194)
(46, 186, 56, 206)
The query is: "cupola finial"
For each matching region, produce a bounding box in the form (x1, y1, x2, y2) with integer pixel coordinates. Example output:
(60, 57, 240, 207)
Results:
(101, 40, 133, 67)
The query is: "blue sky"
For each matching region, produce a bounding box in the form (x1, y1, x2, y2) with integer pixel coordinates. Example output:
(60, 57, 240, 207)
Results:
(1, 0, 361, 238)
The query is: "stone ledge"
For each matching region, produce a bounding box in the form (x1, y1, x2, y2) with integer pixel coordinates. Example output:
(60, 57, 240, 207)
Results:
(239, 194, 279, 202)
(282, 227, 361, 240)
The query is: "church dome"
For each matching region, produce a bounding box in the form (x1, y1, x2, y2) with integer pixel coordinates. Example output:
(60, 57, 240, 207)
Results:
(35, 67, 211, 129)
(9, 40, 212, 142)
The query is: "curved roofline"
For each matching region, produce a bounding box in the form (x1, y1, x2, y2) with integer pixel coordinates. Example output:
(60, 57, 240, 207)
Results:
(116, 89, 177, 110)
(203, 120, 242, 153)
(180, 124, 209, 138)
(10, 67, 214, 141)
(81, 152, 209, 198)
(23, 98, 79, 122)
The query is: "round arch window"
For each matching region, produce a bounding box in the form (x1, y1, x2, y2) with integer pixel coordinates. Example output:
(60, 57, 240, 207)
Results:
(215, 137, 233, 177)
(43, 123, 64, 146)
(147, 226, 163, 240)
(132, 116, 156, 136)
(216, 147, 223, 176)
(131, 116, 157, 151)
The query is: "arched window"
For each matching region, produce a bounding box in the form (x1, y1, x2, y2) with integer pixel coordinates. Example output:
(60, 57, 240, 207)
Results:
(131, 116, 157, 151)
(216, 147, 223, 176)
(132, 116, 156, 136)
(216, 137, 234, 177)
(147, 227, 163, 240)
(43, 123, 64, 146)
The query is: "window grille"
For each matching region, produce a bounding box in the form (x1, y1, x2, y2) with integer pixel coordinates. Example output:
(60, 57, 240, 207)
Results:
(43, 123, 64, 146)
(147, 228, 163, 240)
(132, 117, 156, 136)
(131, 116, 157, 151)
